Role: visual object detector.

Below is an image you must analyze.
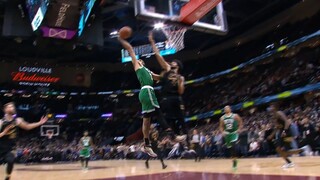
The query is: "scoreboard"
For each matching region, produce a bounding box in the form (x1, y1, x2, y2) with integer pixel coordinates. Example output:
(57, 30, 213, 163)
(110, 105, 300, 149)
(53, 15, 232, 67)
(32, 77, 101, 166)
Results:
(26, 0, 49, 31)
(78, 0, 96, 36)
(25, 0, 97, 40)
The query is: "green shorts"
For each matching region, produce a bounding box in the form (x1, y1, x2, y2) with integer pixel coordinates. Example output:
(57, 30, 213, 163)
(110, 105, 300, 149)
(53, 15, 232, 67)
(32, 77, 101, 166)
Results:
(139, 86, 160, 114)
(80, 147, 90, 158)
(224, 132, 239, 148)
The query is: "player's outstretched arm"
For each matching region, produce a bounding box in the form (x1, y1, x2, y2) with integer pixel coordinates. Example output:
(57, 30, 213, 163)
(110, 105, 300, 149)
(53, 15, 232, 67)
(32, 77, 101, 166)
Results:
(148, 31, 171, 72)
(118, 37, 141, 71)
(17, 116, 48, 130)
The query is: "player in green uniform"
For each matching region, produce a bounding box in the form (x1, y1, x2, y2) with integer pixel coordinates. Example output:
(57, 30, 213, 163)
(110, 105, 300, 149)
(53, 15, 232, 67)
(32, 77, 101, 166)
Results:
(219, 106, 243, 171)
(79, 131, 93, 170)
(118, 37, 185, 158)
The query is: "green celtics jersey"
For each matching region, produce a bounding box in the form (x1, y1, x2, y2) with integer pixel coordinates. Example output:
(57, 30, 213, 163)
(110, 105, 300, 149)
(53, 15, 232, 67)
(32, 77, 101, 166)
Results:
(81, 137, 91, 148)
(136, 66, 154, 87)
(223, 113, 238, 133)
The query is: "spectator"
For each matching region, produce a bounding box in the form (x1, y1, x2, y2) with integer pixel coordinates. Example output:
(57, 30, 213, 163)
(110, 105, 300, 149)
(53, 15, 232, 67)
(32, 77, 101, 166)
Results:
(249, 139, 260, 157)
(204, 135, 213, 157)
(190, 129, 201, 162)
(239, 129, 249, 157)
(299, 118, 316, 155)
(213, 130, 223, 157)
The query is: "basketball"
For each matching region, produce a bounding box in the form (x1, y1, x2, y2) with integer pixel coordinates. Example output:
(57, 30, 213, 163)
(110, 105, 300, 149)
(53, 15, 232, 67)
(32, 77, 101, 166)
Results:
(119, 26, 132, 39)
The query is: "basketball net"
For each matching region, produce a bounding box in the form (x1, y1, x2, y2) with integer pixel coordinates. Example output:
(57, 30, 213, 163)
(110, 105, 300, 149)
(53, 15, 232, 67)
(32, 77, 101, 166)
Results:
(161, 26, 187, 52)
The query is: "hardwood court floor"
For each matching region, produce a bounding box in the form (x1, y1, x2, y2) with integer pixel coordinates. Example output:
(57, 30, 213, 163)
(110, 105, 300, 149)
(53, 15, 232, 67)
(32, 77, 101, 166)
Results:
(2, 157, 320, 180)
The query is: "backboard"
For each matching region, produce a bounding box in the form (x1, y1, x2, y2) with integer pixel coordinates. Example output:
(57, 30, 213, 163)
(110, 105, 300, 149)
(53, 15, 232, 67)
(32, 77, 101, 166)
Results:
(40, 125, 60, 137)
(135, 0, 228, 35)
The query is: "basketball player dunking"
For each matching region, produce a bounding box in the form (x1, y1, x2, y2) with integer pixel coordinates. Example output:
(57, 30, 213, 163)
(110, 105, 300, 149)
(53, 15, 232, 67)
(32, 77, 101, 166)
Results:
(267, 104, 304, 168)
(149, 32, 188, 142)
(0, 102, 48, 180)
(219, 106, 243, 171)
(118, 37, 185, 158)
(79, 131, 93, 170)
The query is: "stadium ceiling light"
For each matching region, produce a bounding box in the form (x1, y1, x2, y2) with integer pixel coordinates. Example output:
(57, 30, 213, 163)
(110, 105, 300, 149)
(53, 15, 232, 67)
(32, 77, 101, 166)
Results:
(4, 93, 13, 97)
(126, 93, 134, 97)
(40, 95, 49, 99)
(57, 95, 65, 99)
(110, 94, 117, 98)
(87, 44, 93, 50)
(101, 113, 113, 118)
(154, 22, 164, 29)
(110, 31, 118, 36)
(14, 37, 23, 43)
(22, 94, 31, 98)
(55, 114, 67, 119)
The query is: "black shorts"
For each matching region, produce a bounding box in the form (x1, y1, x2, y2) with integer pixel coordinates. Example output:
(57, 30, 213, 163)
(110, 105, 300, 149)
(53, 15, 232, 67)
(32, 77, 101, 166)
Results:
(161, 96, 185, 119)
(0, 151, 14, 165)
(274, 125, 294, 150)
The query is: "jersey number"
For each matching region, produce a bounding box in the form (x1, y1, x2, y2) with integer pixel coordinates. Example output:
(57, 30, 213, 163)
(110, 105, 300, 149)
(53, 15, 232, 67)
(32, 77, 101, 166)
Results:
(226, 123, 233, 130)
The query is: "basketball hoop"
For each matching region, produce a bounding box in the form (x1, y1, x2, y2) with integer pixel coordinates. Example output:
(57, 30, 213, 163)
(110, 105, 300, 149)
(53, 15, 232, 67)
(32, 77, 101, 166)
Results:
(161, 25, 187, 52)
(40, 125, 60, 138)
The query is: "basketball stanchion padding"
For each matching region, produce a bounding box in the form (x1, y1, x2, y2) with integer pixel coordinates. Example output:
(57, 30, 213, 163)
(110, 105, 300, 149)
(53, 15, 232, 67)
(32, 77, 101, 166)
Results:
(180, 0, 222, 25)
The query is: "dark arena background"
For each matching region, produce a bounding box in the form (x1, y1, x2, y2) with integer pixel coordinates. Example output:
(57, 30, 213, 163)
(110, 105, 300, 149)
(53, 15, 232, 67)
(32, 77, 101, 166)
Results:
(0, 0, 320, 179)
